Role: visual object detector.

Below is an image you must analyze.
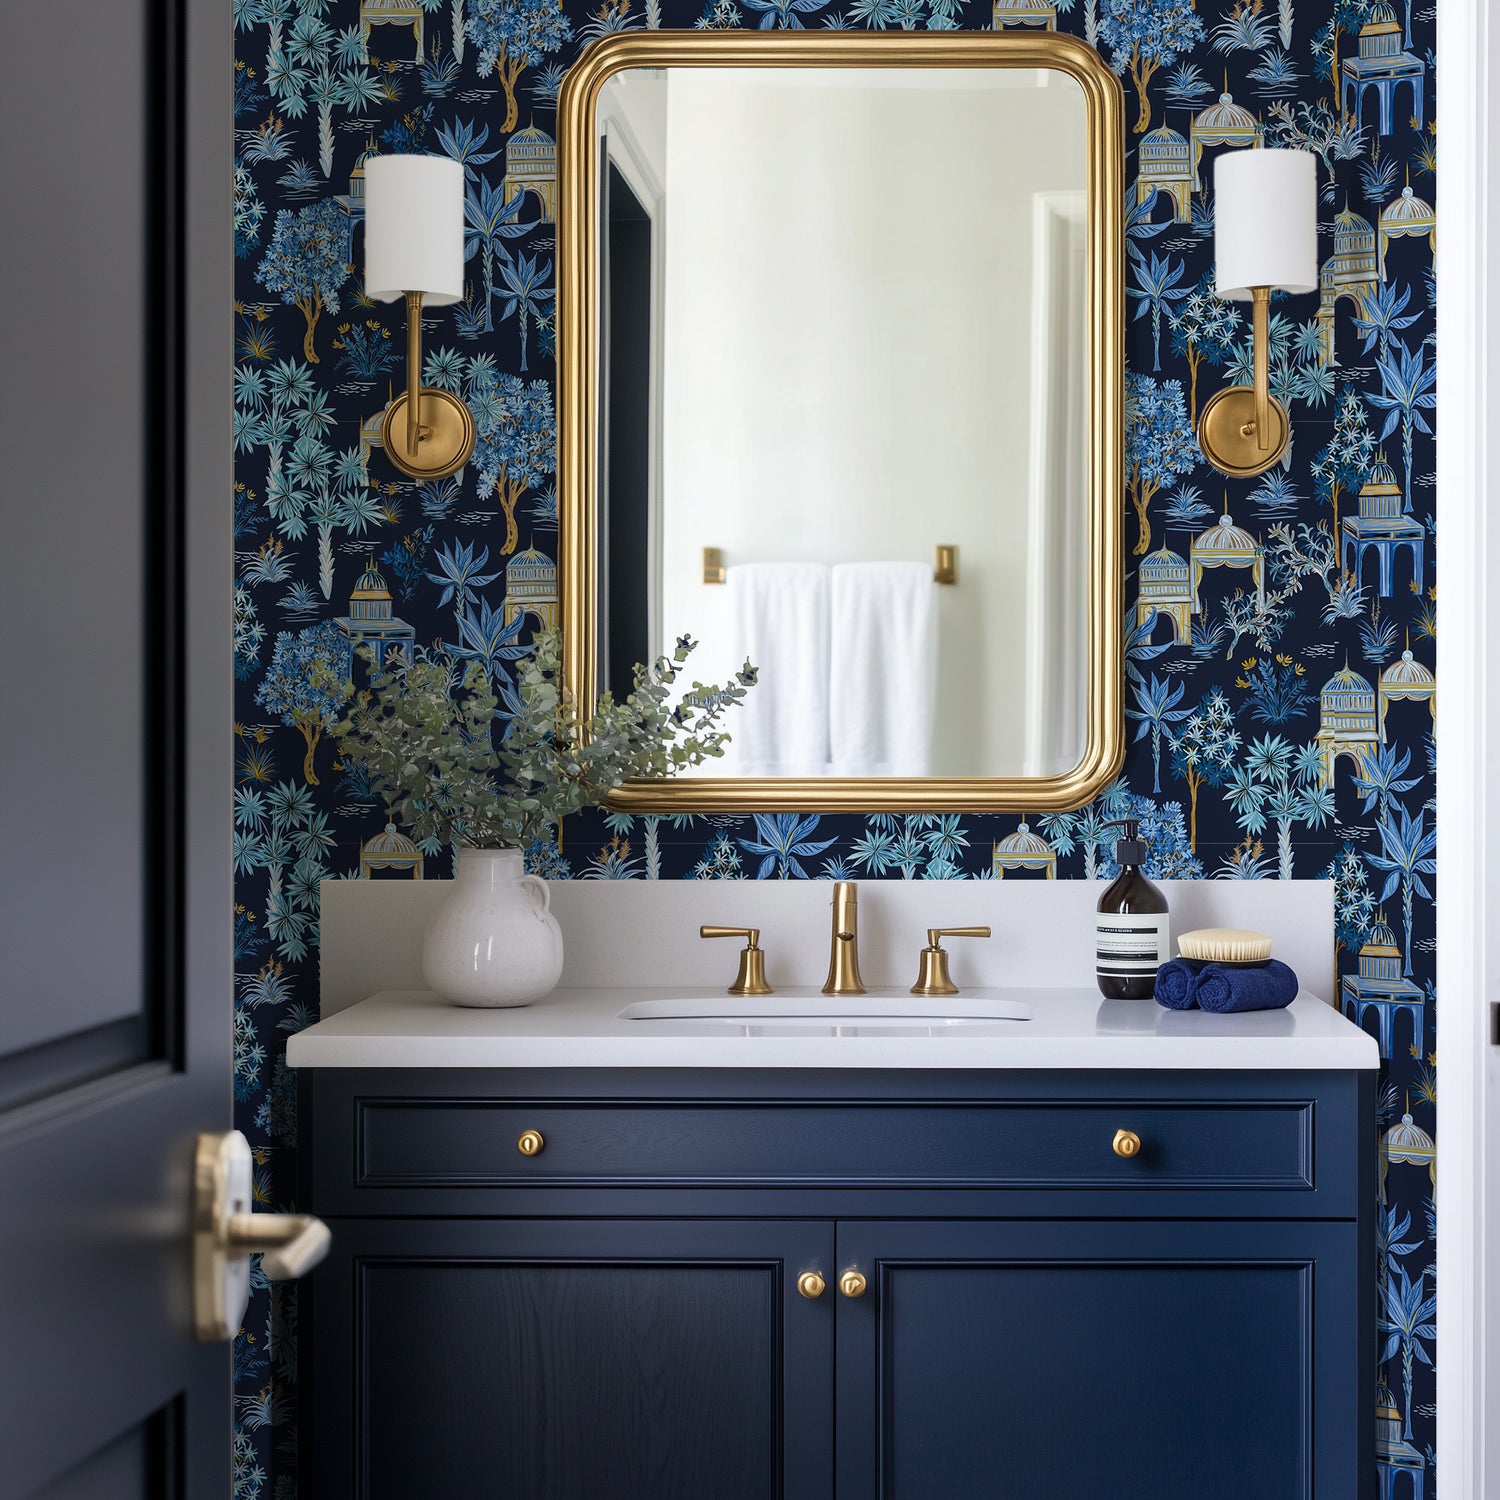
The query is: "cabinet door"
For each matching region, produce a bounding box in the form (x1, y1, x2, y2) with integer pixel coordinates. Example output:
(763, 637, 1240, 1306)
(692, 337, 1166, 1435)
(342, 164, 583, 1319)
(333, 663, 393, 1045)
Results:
(835, 1220, 1365, 1500)
(307, 1218, 834, 1500)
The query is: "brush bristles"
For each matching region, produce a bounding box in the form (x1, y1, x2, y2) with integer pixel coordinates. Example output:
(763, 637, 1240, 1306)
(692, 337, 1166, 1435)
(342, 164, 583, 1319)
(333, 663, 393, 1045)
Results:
(1177, 927, 1273, 963)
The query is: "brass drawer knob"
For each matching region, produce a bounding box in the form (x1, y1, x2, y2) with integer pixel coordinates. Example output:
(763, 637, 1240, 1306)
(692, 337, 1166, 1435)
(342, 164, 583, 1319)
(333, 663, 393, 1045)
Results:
(1112, 1128, 1142, 1159)
(517, 1129, 545, 1157)
(839, 1269, 868, 1299)
(797, 1271, 826, 1300)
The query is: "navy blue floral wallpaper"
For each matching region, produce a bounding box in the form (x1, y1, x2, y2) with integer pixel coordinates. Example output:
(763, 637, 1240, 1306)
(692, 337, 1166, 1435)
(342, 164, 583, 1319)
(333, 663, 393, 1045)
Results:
(231, 0, 1437, 1493)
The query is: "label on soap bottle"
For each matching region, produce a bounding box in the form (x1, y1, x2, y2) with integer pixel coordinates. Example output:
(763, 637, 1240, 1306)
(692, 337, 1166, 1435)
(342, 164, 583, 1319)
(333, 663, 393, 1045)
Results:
(1095, 913, 1170, 981)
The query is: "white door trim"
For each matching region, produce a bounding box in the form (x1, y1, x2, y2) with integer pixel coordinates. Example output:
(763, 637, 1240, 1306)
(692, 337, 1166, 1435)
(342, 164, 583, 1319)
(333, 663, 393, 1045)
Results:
(1436, 1, 1498, 1494)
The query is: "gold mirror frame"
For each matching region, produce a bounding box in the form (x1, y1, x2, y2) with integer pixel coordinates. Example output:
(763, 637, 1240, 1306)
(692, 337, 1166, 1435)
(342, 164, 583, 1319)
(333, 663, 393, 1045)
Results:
(558, 31, 1124, 814)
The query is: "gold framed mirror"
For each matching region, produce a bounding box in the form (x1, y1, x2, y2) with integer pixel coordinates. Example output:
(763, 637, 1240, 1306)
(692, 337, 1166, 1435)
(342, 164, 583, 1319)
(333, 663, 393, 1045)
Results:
(559, 32, 1123, 813)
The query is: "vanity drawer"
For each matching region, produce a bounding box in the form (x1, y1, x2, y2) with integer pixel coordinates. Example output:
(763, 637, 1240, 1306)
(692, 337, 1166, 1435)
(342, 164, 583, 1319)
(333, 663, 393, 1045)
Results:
(348, 1096, 1315, 1195)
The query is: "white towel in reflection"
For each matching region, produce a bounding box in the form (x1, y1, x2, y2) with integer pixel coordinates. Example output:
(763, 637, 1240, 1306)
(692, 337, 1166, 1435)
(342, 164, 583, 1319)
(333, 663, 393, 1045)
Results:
(718, 563, 831, 777)
(829, 562, 937, 777)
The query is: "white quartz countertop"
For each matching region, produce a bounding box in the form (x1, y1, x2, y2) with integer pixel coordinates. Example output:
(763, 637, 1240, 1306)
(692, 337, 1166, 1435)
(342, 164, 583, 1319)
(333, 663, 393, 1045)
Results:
(286, 987, 1380, 1071)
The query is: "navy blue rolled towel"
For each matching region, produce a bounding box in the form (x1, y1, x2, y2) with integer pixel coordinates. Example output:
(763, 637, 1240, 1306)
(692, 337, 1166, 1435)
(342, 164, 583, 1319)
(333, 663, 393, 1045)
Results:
(1154, 958, 1208, 1011)
(1194, 959, 1299, 1014)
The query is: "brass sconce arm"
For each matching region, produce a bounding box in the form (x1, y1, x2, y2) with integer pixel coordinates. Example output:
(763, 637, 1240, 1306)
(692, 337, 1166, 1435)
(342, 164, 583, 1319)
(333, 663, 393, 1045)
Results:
(380, 289, 475, 482)
(1251, 285, 1271, 456)
(405, 290, 428, 455)
(1198, 285, 1288, 479)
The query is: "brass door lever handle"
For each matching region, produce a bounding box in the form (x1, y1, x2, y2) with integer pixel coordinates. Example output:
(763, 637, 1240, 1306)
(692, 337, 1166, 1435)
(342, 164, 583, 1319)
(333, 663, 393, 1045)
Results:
(225, 1211, 332, 1281)
(193, 1130, 332, 1342)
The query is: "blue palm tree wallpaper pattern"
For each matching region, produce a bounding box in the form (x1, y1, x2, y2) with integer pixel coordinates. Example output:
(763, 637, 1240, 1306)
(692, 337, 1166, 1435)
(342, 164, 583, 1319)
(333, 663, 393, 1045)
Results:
(231, 0, 1437, 1492)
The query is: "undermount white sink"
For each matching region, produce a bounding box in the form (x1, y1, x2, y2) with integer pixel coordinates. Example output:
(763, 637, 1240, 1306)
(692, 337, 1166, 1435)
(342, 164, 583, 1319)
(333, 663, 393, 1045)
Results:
(618, 992, 1032, 1026)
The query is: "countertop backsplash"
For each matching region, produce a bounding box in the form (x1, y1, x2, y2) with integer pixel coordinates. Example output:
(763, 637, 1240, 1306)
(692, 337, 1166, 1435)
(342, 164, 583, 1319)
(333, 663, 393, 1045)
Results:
(318, 876, 1338, 1014)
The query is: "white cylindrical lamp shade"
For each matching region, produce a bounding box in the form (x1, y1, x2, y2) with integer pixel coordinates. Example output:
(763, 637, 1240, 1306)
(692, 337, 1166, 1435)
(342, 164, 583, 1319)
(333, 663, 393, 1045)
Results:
(1213, 148, 1319, 299)
(363, 154, 466, 305)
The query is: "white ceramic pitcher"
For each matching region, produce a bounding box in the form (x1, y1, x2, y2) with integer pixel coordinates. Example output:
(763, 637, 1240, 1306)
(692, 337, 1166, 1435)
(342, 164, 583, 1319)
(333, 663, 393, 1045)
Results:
(422, 848, 564, 1007)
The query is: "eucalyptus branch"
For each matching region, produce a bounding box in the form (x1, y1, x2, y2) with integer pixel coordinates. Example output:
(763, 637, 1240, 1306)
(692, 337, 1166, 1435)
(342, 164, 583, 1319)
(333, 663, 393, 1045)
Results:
(331, 631, 756, 850)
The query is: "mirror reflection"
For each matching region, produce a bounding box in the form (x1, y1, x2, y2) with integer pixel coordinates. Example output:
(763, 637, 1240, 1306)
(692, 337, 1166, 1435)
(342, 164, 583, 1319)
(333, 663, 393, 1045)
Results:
(596, 64, 1090, 779)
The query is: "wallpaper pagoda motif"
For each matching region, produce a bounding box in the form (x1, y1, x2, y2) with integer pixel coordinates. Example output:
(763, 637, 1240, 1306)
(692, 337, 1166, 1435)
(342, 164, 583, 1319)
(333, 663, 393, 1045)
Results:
(230, 0, 1438, 1493)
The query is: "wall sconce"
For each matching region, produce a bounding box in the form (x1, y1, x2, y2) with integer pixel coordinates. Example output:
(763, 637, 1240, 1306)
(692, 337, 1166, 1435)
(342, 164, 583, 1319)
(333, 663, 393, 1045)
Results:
(364, 154, 475, 481)
(1197, 148, 1318, 479)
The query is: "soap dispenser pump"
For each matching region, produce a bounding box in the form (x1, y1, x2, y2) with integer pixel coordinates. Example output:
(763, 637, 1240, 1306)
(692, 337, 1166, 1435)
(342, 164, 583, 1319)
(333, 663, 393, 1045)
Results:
(1095, 818, 1169, 999)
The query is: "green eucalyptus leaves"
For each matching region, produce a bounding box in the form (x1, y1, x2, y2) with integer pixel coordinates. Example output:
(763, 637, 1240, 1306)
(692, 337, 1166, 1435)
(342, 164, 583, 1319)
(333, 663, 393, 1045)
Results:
(330, 629, 755, 850)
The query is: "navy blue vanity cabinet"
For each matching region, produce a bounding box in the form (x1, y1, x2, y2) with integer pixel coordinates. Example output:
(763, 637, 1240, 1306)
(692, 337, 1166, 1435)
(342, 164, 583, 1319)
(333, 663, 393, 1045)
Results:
(303, 1216, 833, 1500)
(836, 1220, 1362, 1500)
(298, 1067, 1374, 1500)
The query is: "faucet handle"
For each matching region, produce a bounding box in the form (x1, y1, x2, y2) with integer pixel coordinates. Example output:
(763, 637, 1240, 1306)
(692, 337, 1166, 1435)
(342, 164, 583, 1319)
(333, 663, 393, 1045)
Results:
(699, 926, 773, 997)
(911, 926, 992, 997)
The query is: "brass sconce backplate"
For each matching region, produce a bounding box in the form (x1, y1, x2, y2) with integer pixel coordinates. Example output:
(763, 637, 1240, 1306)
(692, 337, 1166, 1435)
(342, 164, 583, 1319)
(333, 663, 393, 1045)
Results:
(1196, 385, 1290, 479)
(1197, 285, 1289, 479)
(381, 387, 475, 481)
(382, 288, 476, 481)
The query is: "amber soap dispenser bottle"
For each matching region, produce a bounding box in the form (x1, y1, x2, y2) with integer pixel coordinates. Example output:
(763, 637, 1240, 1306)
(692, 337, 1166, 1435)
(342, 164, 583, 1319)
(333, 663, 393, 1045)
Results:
(1095, 819, 1169, 999)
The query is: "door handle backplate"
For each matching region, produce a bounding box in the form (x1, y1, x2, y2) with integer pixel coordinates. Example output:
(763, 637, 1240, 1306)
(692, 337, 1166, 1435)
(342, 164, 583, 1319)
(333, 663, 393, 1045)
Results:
(193, 1130, 331, 1342)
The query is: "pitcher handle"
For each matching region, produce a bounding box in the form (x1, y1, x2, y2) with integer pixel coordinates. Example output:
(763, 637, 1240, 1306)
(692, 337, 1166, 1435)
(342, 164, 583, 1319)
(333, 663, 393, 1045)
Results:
(520, 873, 551, 916)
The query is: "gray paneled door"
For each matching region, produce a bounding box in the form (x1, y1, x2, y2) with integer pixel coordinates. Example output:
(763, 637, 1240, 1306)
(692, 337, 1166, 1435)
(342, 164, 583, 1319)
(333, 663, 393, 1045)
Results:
(0, 0, 233, 1494)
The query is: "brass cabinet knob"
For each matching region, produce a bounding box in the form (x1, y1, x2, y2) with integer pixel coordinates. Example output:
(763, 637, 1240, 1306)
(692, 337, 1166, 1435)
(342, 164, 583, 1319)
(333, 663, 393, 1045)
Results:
(839, 1269, 868, 1299)
(1112, 1128, 1142, 1159)
(797, 1271, 826, 1300)
(517, 1129, 545, 1157)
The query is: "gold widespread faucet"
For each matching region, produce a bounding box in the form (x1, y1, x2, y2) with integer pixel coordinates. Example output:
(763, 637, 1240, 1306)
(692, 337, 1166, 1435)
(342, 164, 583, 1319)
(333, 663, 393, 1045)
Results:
(822, 882, 867, 997)
(705, 885, 989, 997)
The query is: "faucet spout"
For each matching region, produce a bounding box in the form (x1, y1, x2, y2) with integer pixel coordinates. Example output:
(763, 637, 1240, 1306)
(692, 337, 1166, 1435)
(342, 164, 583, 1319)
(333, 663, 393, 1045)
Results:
(822, 881, 866, 997)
